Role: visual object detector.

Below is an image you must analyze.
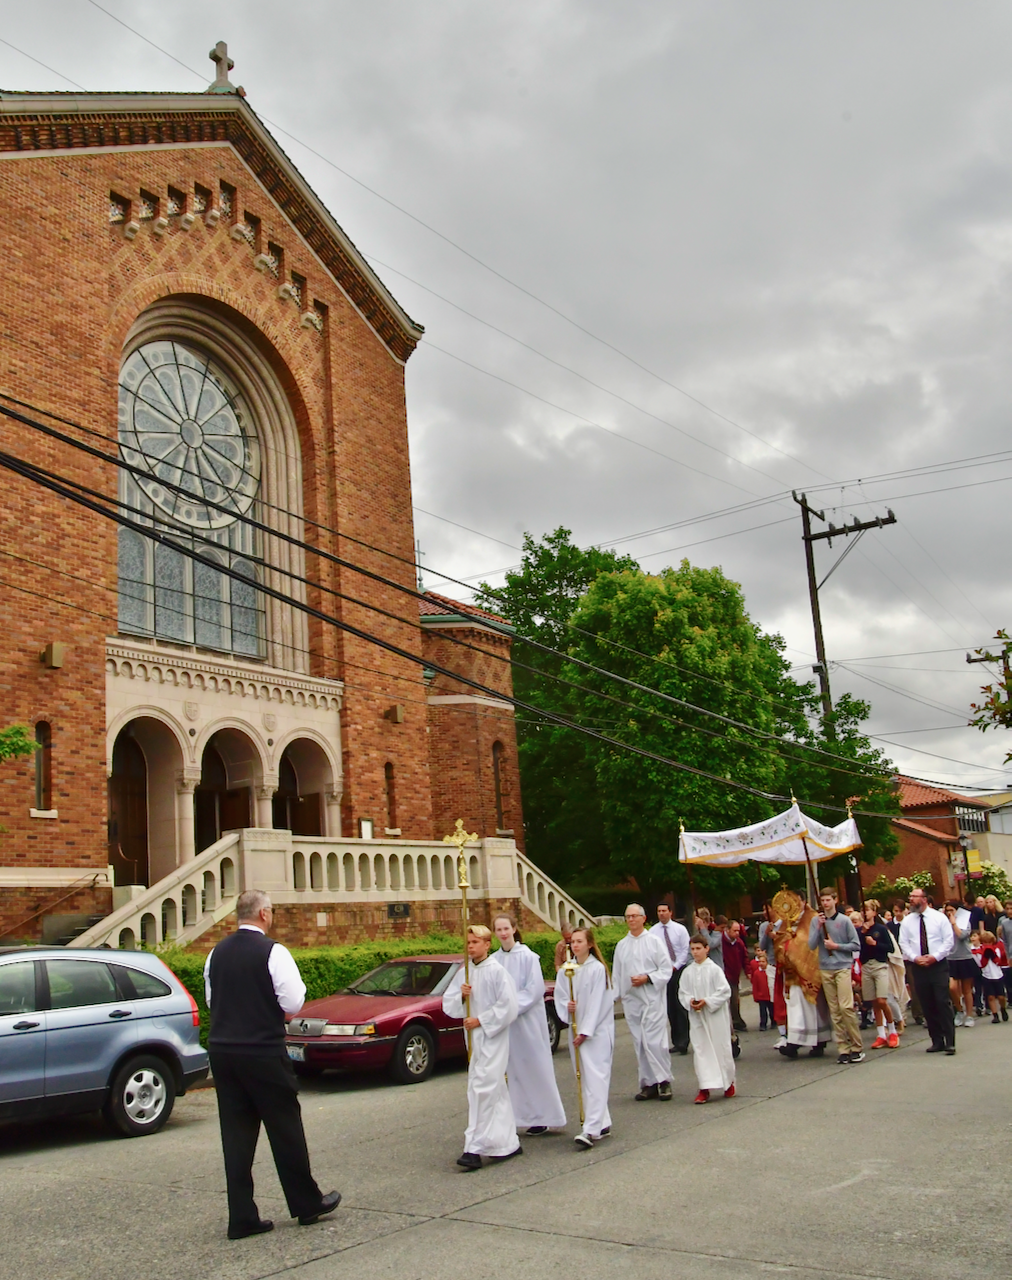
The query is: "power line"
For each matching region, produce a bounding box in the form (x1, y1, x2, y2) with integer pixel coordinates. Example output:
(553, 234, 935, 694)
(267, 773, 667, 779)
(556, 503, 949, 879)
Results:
(0, 37, 86, 90)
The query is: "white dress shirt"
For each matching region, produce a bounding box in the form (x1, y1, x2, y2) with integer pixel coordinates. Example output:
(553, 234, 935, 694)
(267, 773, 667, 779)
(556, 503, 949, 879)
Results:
(203, 924, 307, 1014)
(898, 906, 955, 964)
(650, 919, 690, 969)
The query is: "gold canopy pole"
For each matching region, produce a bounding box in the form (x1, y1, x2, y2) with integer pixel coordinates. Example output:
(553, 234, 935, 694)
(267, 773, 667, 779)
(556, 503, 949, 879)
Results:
(443, 818, 479, 1060)
(564, 957, 585, 1126)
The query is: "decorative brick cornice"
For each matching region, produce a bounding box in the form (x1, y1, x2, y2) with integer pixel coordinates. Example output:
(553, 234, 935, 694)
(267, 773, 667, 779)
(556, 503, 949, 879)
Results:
(0, 93, 424, 361)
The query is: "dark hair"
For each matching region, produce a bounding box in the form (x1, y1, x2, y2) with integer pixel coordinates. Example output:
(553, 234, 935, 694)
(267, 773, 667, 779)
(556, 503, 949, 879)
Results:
(715, 914, 728, 926)
(492, 913, 522, 943)
(690, 933, 710, 949)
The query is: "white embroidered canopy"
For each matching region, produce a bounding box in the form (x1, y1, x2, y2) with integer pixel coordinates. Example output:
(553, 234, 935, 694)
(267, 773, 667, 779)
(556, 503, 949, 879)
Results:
(678, 803, 861, 868)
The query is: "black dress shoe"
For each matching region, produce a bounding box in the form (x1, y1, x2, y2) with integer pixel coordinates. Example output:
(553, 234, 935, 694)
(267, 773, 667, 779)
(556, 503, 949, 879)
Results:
(944, 1046, 956, 1055)
(525, 1126, 548, 1135)
(925, 1043, 945, 1053)
(491, 1145, 523, 1161)
(778, 1043, 799, 1059)
(298, 1191, 341, 1225)
(808, 1045, 826, 1057)
(228, 1220, 274, 1240)
(456, 1152, 482, 1169)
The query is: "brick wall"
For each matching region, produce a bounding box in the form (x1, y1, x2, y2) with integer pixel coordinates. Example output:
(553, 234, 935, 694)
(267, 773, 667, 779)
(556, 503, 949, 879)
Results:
(0, 123, 436, 876)
(0, 883, 113, 944)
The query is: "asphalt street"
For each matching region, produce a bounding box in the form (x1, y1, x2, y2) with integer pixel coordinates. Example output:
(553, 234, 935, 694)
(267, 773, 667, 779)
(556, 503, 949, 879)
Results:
(1, 1008, 1008, 1280)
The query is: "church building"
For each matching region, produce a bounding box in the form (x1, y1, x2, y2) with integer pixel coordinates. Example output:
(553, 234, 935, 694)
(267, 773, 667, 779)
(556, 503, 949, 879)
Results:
(0, 48, 589, 949)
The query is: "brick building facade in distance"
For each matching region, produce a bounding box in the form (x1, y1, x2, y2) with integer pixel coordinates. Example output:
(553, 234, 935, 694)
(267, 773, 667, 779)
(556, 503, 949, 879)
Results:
(0, 54, 537, 945)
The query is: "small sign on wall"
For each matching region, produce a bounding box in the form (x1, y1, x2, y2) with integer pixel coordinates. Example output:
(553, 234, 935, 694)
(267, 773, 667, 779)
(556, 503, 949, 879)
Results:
(388, 903, 410, 919)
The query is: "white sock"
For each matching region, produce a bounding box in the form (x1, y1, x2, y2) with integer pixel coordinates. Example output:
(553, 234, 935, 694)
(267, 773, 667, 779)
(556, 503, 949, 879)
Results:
(886, 1022, 896, 1035)
(777, 1026, 786, 1038)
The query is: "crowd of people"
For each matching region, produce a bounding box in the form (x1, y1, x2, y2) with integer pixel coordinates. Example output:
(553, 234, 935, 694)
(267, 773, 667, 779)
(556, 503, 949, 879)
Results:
(444, 890, 1012, 1171)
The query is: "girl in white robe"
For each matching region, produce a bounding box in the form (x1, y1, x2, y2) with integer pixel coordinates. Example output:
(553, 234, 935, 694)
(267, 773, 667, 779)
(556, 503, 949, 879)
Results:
(493, 915, 567, 1133)
(442, 926, 520, 1168)
(554, 926, 614, 1147)
(679, 936, 735, 1103)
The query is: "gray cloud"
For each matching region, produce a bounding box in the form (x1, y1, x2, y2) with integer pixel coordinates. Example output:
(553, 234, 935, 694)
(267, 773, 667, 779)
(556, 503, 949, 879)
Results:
(5, 0, 1012, 789)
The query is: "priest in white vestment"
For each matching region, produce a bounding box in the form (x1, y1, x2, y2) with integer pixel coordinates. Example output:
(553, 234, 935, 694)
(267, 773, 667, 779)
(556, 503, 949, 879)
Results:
(555, 926, 615, 1147)
(442, 925, 520, 1169)
(679, 935, 736, 1102)
(612, 903, 673, 1100)
(492, 915, 566, 1133)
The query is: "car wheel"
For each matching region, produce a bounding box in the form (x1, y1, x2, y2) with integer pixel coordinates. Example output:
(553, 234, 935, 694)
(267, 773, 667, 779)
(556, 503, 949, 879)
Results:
(389, 1024, 436, 1084)
(545, 1004, 562, 1054)
(104, 1054, 175, 1138)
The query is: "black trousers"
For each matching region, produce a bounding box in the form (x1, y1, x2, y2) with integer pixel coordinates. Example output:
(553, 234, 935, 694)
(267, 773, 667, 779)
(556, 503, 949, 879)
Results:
(666, 966, 689, 1052)
(210, 1050, 323, 1230)
(910, 960, 955, 1050)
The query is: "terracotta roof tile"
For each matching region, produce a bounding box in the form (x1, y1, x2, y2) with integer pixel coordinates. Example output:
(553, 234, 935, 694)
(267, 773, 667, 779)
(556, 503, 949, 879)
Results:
(418, 591, 509, 626)
(891, 816, 959, 844)
(897, 776, 990, 811)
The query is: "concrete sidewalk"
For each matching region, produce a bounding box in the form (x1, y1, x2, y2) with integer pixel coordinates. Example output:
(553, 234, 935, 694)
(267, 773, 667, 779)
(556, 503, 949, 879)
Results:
(1, 1016, 1005, 1279)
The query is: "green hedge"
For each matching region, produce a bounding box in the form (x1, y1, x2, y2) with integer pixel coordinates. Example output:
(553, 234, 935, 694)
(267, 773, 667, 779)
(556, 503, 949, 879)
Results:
(161, 923, 629, 1046)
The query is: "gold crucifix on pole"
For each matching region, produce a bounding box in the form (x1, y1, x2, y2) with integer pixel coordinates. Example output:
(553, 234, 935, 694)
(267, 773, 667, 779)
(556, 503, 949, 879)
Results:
(443, 818, 479, 1058)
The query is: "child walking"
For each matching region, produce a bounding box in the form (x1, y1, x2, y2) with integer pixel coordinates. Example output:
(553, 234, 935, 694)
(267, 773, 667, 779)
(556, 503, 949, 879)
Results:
(679, 934, 735, 1104)
(976, 931, 1009, 1023)
(745, 950, 775, 1030)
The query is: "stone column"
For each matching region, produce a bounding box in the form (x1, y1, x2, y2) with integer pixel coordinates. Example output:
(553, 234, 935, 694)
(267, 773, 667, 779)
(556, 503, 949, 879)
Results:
(255, 781, 278, 829)
(176, 776, 199, 864)
(325, 782, 343, 837)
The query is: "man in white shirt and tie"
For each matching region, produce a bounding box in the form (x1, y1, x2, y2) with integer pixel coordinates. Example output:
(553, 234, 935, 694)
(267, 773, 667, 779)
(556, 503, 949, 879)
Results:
(898, 888, 955, 1054)
(651, 904, 690, 1055)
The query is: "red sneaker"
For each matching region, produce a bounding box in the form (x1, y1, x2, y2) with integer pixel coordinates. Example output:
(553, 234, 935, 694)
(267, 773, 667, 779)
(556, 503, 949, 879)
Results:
(723, 1084, 735, 1098)
(694, 1089, 710, 1105)
(887, 1032, 899, 1048)
(870, 1037, 888, 1049)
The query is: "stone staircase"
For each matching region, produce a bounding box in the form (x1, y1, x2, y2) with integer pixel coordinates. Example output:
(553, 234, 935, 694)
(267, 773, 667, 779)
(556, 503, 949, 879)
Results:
(73, 829, 597, 950)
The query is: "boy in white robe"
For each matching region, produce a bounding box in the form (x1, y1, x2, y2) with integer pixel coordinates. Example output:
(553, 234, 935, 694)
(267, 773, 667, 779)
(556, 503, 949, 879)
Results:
(612, 902, 673, 1100)
(493, 915, 566, 1134)
(555, 925, 615, 1147)
(679, 934, 736, 1104)
(442, 925, 520, 1170)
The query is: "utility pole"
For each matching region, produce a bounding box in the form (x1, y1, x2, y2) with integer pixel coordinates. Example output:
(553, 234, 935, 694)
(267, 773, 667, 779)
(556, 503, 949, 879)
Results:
(967, 639, 1012, 725)
(793, 492, 897, 738)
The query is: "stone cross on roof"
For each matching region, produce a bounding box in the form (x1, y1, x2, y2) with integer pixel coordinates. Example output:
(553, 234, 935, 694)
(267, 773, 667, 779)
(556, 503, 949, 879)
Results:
(206, 41, 243, 95)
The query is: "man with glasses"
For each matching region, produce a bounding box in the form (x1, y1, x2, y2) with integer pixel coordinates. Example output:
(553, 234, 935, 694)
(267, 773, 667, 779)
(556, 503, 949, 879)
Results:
(204, 889, 340, 1239)
(898, 887, 955, 1055)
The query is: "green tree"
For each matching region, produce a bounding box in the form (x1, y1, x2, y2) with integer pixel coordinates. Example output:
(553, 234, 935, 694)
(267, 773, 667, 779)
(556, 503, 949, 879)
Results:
(969, 630, 1012, 755)
(478, 528, 638, 889)
(0, 724, 35, 763)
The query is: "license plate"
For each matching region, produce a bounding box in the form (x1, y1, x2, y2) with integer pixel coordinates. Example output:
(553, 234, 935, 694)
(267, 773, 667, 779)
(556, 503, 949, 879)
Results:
(286, 1044, 305, 1062)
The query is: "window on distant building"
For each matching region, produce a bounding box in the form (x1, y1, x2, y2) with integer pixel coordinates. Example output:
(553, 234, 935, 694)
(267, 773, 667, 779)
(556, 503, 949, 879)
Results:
(956, 804, 988, 835)
(492, 741, 505, 830)
(384, 762, 398, 831)
(34, 721, 52, 810)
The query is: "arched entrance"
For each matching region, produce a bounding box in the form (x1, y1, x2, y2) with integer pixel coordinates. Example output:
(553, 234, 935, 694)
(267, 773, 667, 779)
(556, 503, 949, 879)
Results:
(107, 717, 185, 886)
(272, 738, 329, 837)
(194, 728, 259, 853)
(108, 732, 147, 887)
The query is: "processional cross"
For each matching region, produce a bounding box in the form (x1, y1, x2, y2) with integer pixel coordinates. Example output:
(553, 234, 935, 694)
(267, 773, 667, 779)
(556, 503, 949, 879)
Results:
(443, 818, 478, 1057)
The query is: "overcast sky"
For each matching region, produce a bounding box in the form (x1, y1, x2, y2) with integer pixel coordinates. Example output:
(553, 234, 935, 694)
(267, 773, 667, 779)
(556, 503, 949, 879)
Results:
(5, 1, 1012, 794)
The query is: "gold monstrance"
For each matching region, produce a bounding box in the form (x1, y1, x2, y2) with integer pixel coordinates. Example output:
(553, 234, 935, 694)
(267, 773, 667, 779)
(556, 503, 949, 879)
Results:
(443, 818, 479, 1058)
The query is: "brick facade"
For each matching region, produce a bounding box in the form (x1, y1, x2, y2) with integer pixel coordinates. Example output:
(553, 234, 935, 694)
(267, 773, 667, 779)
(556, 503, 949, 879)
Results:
(0, 90, 523, 942)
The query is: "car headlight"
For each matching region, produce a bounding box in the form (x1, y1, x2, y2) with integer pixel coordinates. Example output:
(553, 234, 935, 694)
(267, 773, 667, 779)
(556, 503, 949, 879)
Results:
(322, 1023, 376, 1036)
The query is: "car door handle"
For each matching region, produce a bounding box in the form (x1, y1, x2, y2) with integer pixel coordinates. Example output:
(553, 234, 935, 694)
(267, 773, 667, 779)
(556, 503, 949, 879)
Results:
(13, 1020, 40, 1030)
(108, 1009, 133, 1019)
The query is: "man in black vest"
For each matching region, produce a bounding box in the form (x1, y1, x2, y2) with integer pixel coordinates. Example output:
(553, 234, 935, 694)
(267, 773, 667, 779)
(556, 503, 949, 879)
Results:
(204, 889, 340, 1239)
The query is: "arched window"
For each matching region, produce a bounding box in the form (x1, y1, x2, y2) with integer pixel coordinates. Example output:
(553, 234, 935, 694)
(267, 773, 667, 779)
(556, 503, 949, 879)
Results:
(492, 741, 505, 831)
(384, 761, 398, 831)
(116, 340, 264, 657)
(34, 721, 52, 810)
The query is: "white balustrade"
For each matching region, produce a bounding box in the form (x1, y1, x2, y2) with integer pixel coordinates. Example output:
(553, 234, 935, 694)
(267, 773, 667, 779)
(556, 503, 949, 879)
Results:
(73, 829, 598, 949)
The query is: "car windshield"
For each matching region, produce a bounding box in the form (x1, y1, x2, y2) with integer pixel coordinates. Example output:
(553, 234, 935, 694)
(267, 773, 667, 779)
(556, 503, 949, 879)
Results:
(349, 961, 456, 997)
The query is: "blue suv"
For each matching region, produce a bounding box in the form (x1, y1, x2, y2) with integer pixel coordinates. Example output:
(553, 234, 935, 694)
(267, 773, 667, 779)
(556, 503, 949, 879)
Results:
(0, 947, 208, 1137)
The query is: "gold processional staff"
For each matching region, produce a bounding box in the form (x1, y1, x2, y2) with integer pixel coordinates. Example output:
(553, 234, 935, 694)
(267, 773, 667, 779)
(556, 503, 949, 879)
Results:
(563, 956, 585, 1127)
(443, 818, 479, 1060)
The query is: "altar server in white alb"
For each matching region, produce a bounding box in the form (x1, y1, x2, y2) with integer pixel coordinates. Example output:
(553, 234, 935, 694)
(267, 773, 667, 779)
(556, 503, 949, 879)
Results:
(492, 915, 566, 1135)
(680, 933, 736, 1104)
(612, 903, 673, 1100)
(442, 925, 521, 1170)
(554, 925, 615, 1148)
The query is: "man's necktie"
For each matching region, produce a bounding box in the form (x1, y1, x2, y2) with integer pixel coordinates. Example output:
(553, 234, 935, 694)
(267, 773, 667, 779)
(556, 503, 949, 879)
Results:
(919, 914, 929, 957)
(662, 924, 677, 964)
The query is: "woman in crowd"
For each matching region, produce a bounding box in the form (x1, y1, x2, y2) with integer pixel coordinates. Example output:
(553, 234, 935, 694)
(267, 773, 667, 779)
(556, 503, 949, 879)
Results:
(492, 914, 567, 1137)
(554, 925, 614, 1150)
(944, 900, 978, 1027)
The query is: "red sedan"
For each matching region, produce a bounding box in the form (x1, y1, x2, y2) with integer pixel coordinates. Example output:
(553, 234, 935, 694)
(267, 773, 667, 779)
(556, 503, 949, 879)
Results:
(285, 954, 561, 1085)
